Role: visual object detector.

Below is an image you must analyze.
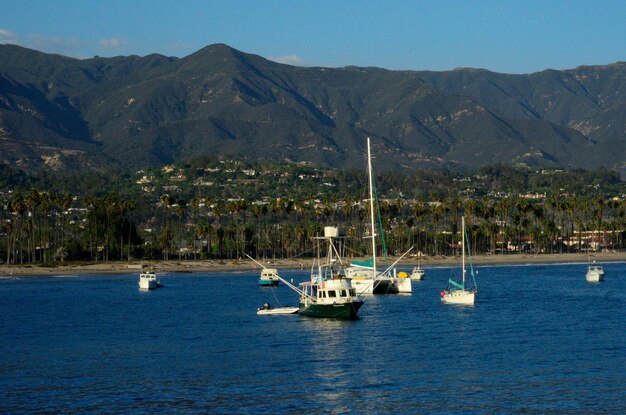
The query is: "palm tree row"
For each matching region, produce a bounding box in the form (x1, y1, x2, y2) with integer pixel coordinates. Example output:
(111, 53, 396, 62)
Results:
(1, 189, 624, 264)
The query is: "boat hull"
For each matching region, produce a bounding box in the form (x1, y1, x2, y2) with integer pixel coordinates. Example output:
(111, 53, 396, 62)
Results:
(410, 269, 425, 280)
(139, 279, 157, 290)
(258, 279, 279, 286)
(351, 277, 412, 294)
(586, 270, 604, 282)
(257, 307, 299, 315)
(395, 277, 412, 293)
(299, 301, 364, 320)
(441, 290, 475, 305)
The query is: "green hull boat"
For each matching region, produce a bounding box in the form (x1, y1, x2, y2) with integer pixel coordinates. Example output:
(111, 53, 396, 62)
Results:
(299, 300, 364, 320)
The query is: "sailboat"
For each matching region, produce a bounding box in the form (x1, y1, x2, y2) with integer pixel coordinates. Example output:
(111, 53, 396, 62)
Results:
(250, 227, 364, 320)
(345, 137, 413, 295)
(441, 216, 477, 305)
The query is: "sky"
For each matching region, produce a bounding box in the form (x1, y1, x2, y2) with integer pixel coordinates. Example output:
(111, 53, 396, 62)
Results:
(1, 0, 624, 74)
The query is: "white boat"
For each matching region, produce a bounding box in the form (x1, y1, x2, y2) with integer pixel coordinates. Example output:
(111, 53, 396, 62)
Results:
(138, 270, 158, 290)
(586, 261, 605, 282)
(410, 266, 425, 280)
(256, 303, 299, 315)
(345, 137, 412, 295)
(441, 216, 477, 305)
(410, 257, 425, 280)
(258, 268, 280, 286)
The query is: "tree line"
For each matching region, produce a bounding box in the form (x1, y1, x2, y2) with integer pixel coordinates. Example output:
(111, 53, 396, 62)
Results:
(2, 187, 624, 265)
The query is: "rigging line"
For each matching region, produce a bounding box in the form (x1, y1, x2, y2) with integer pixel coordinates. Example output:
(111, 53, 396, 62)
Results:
(284, 244, 316, 260)
(342, 244, 369, 257)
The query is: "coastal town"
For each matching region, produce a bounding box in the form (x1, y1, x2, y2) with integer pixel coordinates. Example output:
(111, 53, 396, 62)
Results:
(2, 158, 624, 271)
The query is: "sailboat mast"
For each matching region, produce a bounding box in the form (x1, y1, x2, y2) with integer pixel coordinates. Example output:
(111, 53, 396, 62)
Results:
(462, 216, 466, 285)
(367, 137, 377, 276)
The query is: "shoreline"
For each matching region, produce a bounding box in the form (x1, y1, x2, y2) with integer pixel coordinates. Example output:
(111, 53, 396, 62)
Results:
(1, 252, 624, 276)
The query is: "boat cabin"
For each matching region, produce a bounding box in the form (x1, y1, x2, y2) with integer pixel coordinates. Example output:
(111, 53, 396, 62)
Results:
(299, 276, 358, 305)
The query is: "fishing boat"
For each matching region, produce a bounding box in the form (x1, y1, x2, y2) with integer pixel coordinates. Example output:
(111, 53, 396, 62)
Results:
(258, 268, 280, 286)
(441, 216, 477, 305)
(585, 260, 605, 282)
(138, 269, 158, 290)
(345, 137, 413, 295)
(297, 227, 364, 319)
(247, 235, 363, 320)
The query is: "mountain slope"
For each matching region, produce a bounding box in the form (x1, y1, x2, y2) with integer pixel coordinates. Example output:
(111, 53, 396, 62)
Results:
(0, 43, 623, 174)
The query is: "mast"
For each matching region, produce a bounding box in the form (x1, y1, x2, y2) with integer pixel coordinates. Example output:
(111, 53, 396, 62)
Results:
(367, 137, 377, 277)
(462, 215, 466, 286)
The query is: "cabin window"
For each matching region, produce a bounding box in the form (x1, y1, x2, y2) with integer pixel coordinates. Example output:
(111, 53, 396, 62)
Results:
(340, 290, 347, 297)
(349, 289, 356, 296)
(328, 290, 336, 298)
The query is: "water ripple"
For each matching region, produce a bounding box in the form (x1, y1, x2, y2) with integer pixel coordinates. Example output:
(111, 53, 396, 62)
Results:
(1, 264, 626, 413)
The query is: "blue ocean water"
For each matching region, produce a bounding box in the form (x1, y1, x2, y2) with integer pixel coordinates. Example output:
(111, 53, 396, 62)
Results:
(1, 262, 625, 414)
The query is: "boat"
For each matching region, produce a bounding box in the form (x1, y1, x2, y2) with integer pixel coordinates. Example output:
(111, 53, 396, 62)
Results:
(441, 216, 477, 305)
(258, 268, 280, 286)
(138, 269, 158, 290)
(410, 256, 426, 280)
(345, 137, 413, 295)
(256, 303, 299, 315)
(297, 226, 364, 319)
(410, 265, 425, 280)
(586, 260, 605, 282)
(248, 240, 364, 320)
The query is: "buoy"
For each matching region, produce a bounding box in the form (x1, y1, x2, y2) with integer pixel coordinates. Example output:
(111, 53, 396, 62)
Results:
(440, 291, 446, 297)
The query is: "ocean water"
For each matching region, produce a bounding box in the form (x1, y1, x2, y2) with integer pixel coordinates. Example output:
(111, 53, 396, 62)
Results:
(1, 262, 625, 414)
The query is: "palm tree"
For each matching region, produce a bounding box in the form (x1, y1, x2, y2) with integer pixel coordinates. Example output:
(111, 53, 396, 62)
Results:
(175, 200, 186, 260)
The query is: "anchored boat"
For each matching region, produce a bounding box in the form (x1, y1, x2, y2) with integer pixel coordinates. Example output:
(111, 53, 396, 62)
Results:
(138, 269, 159, 290)
(298, 226, 364, 319)
(253, 227, 364, 320)
(345, 137, 413, 295)
(586, 260, 605, 282)
(256, 303, 299, 315)
(258, 268, 280, 286)
(441, 216, 477, 305)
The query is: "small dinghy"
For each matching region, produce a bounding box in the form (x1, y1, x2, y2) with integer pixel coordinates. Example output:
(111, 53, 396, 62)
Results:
(256, 303, 299, 315)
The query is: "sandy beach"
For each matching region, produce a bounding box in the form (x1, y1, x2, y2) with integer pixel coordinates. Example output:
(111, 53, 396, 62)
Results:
(1, 252, 624, 276)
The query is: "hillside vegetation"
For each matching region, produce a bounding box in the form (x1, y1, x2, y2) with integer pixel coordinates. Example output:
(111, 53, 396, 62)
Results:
(0, 44, 624, 176)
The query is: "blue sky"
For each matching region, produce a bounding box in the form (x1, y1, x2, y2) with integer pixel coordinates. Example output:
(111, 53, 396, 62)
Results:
(1, 0, 624, 74)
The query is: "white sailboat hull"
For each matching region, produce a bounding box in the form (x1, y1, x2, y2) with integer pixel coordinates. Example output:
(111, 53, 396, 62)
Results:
(395, 277, 412, 293)
(349, 276, 412, 294)
(441, 290, 475, 305)
(350, 278, 375, 294)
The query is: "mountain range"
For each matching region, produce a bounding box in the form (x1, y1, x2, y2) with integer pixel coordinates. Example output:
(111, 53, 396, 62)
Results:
(0, 43, 624, 175)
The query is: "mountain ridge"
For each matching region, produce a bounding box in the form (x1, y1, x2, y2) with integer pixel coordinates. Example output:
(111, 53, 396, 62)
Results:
(0, 43, 623, 175)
